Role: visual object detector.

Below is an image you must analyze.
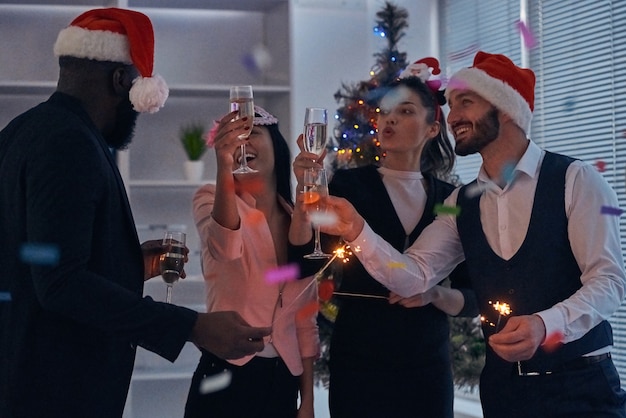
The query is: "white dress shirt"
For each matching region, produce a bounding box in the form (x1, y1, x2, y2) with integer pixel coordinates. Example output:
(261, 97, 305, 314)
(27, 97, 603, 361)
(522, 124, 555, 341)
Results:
(350, 140, 625, 345)
(378, 166, 426, 235)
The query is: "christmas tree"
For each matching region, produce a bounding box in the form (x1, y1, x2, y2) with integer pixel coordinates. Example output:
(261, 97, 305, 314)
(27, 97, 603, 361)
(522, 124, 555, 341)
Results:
(330, 1, 409, 170)
(315, 1, 485, 391)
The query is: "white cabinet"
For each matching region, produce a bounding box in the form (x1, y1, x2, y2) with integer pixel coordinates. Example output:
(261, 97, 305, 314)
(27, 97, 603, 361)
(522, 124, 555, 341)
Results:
(0, 1, 290, 417)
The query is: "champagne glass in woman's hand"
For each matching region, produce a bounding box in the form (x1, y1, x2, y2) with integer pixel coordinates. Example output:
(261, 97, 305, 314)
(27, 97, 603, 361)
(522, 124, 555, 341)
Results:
(230, 85, 256, 174)
(303, 107, 328, 158)
(160, 231, 186, 303)
(302, 168, 331, 259)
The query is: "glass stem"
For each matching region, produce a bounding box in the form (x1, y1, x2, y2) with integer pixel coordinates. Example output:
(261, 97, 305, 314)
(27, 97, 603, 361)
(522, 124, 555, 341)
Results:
(314, 226, 322, 253)
(165, 285, 173, 304)
(239, 143, 247, 168)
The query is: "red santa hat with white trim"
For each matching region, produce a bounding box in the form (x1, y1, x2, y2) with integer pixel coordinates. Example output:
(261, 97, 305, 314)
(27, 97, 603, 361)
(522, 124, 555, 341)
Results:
(53, 8, 168, 114)
(445, 51, 535, 135)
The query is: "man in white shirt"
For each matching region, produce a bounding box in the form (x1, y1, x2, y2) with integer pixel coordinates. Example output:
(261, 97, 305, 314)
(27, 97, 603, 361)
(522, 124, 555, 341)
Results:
(319, 51, 626, 417)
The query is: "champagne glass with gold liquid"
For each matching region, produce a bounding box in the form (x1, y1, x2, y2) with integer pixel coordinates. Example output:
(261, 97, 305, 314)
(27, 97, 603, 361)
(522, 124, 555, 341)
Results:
(230, 85, 256, 174)
(160, 231, 186, 303)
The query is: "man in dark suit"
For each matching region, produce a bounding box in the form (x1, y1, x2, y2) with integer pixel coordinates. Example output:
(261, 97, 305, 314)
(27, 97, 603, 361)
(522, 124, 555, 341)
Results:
(0, 8, 270, 417)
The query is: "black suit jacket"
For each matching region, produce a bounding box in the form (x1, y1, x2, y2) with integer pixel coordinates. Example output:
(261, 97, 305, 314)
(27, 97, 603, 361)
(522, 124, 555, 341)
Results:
(0, 93, 197, 417)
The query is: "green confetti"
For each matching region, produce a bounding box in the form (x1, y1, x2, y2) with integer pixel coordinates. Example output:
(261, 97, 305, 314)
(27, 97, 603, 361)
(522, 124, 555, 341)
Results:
(434, 203, 461, 216)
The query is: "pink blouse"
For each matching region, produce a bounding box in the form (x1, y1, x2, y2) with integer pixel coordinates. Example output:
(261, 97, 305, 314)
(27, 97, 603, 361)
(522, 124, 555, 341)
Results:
(192, 184, 320, 375)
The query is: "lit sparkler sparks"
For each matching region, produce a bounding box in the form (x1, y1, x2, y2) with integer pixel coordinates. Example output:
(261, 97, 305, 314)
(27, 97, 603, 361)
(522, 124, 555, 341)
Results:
(313, 244, 352, 281)
(482, 300, 512, 332)
(273, 244, 352, 326)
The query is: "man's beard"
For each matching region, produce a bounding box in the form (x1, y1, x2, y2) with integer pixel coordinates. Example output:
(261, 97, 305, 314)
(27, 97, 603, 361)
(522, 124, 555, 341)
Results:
(105, 98, 138, 150)
(454, 107, 500, 156)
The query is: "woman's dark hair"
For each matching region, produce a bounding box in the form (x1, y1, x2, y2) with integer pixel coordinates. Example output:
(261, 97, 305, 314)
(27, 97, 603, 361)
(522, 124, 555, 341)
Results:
(384, 76, 455, 176)
(263, 122, 293, 206)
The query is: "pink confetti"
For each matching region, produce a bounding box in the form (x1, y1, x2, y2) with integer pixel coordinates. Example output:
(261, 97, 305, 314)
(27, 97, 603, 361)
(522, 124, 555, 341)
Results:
(204, 120, 219, 147)
(264, 263, 300, 284)
(446, 78, 468, 91)
(542, 331, 564, 353)
(236, 178, 264, 194)
(296, 300, 319, 321)
(515, 20, 537, 49)
(595, 160, 606, 172)
(245, 211, 265, 226)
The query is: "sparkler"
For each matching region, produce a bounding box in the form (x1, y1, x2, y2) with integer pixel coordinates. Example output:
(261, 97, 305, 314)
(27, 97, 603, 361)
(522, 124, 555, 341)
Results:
(272, 244, 351, 326)
(481, 300, 512, 332)
(491, 300, 511, 332)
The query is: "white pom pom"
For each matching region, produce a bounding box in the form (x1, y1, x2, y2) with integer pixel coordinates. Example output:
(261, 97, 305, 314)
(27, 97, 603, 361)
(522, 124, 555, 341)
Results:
(129, 73, 169, 113)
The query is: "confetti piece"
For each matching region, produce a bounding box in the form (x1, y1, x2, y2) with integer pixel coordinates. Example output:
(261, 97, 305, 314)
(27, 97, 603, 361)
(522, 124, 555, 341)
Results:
(434, 203, 461, 216)
(245, 211, 265, 226)
(601, 205, 624, 216)
(19, 243, 60, 266)
(308, 211, 338, 227)
(542, 331, 564, 353)
(296, 300, 319, 321)
(563, 98, 576, 112)
(387, 261, 406, 269)
(241, 44, 272, 75)
(445, 78, 468, 91)
(0, 292, 11, 302)
(515, 20, 537, 49)
(319, 300, 339, 322)
(318, 280, 335, 302)
(501, 162, 516, 185)
(235, 178, 264, 195)
(199, 370, 232, 394)
(379, 86, 411, 113)
(595, 160, 606, 172)
(264, 263, 300, 284)
(464, 182, 489, 198)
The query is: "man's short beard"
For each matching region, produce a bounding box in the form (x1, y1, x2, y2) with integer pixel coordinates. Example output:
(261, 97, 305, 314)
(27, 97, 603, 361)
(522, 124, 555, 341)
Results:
(455, 107, 500, 156)
(105, 99, 138, 150)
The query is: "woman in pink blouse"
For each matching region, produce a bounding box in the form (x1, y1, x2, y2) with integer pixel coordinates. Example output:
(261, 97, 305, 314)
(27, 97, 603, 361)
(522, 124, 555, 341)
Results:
(184, 106, 320, 418)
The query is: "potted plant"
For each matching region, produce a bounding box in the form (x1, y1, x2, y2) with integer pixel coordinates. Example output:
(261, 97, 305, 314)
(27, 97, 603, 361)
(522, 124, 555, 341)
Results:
(180, 123, 207, 181)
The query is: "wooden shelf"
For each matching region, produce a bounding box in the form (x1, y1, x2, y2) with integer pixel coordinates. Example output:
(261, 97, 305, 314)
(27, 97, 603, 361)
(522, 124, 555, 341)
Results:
(0, 81, 289, 97)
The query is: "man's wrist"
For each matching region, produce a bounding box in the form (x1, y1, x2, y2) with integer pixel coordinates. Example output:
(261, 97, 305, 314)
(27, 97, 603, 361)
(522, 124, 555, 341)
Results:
(343, 216, 364, 242)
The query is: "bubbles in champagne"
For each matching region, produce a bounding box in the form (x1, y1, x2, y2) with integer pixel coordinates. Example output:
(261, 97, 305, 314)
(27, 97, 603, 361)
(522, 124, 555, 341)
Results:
(230, 98, 254, 139)
(303, 123, 327, 156)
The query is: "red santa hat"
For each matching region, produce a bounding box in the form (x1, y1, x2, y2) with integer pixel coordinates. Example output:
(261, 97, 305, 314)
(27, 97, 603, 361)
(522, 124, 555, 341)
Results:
(398, 57, 441, 82)
(53, 8, 168, 114)
(445, 51, 535, 135)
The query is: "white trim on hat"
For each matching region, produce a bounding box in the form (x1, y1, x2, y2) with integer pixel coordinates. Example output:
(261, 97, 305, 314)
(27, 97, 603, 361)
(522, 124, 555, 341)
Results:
(446, 67, 532, 135)
(53, 26, 132, 64)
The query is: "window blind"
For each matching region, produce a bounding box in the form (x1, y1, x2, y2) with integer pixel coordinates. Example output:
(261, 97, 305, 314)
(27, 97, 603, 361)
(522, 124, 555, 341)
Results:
(440, 0, 521, 184)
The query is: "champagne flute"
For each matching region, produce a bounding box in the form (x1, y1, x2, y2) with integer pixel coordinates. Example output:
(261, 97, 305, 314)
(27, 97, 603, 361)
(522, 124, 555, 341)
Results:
(302, 168, 331, 259)
(303, 107, 328, 158)
(160, 231, 186, 303)
(230, 85, 257, 174)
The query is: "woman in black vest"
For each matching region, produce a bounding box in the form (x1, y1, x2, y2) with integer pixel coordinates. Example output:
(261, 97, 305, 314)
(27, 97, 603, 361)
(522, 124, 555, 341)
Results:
(291, 58, 478, 418)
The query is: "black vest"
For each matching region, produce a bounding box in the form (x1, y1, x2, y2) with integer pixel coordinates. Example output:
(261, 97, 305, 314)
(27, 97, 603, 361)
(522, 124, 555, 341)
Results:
(456, 151, 613, 372)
